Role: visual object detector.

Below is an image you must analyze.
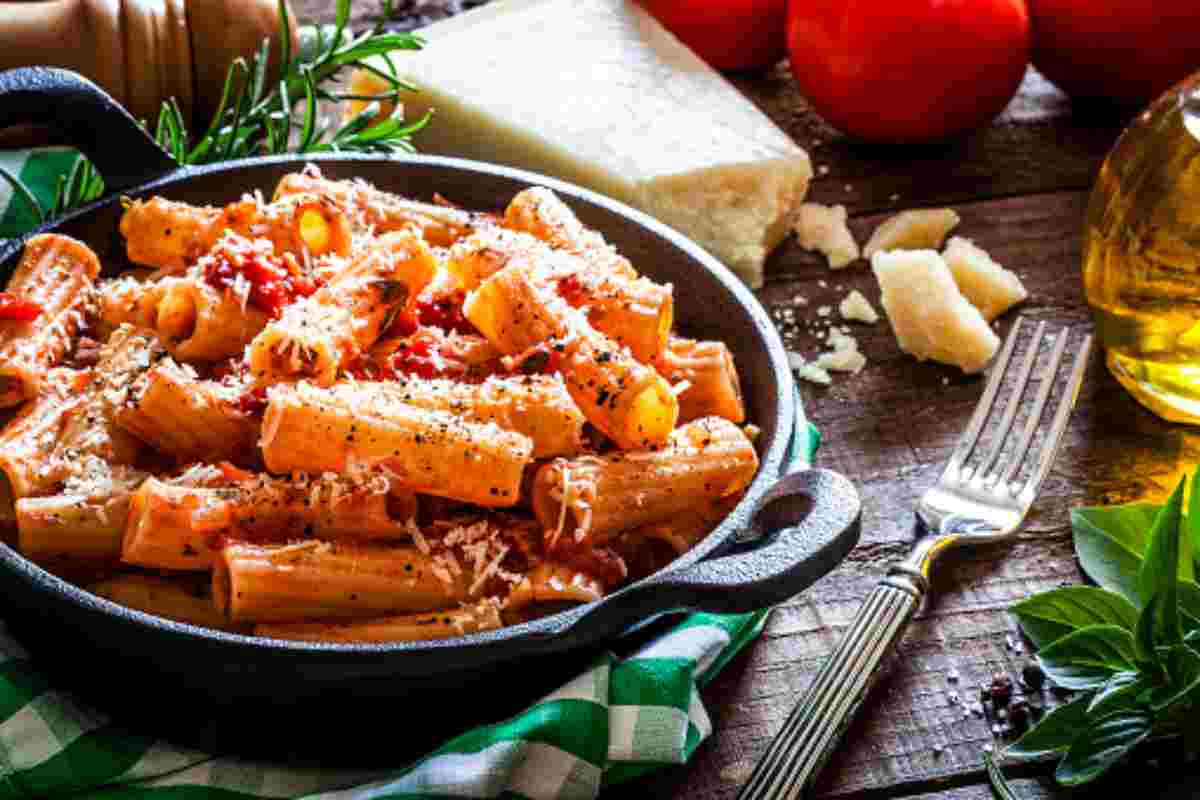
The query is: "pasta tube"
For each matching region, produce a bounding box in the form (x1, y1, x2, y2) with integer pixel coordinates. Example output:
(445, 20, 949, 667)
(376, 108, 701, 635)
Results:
(0, 369, 87, 499)
(122, 474, 418, 571)
(260, 382, 533, 506)
(505, 562, 605, 610)
(247, 230, 437, 386)
(96, 274, 174, 335)
(88, 574, 237, 630)
(7, 330, 155, 506)
(655, 336, 746, 424)
(213, 541, 472, 623)
(16, 482, 140, 564)
(466, 264, 677, 449)
(155, 272, 270, 361)
(119, 193, 352, 272)
(321, 375, 584, 458)
(255, 600, 502, 642)
(502, 187, 634, 278)
(0, 234, 99, 407)
(273, 171, 483, 247)
(114, 359, 258, 463)
(532, 417, 758, 545)
(623, 495, 740, 555)
(58, 326, 160, 466)
(447, 228, 670, 361)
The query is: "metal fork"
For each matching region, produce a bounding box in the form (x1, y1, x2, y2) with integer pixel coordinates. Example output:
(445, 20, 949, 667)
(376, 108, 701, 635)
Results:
(738, 318, 1093, 800)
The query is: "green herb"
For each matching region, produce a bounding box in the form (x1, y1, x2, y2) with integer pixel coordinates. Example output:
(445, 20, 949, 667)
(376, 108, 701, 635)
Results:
(10, 0, 425, 227)
(1002, 470, 1200, 788)
(985, 752, 1019, 800)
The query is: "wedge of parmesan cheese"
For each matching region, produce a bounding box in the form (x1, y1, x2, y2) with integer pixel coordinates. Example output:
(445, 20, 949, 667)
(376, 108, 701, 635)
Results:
(863, 208, 960, 258)
(795, 203, 859, 269)
(942, 236, 1027, 322)
(872, 249, 999, 374)
(347, 0, 812, 288)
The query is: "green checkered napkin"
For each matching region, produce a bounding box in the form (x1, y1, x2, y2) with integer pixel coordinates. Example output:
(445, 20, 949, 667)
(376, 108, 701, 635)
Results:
(0, 147, 818, 800)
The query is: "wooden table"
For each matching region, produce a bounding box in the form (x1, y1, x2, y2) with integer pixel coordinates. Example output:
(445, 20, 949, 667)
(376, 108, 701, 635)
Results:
(302, 2, 1200, 796)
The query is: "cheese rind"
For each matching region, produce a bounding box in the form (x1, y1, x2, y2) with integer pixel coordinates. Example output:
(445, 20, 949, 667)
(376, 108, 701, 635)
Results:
(871, 249, 999, 374)
(942, 236, 1027, 322)
(349, 0, 811, 288)
(863, 208, 960, 258)
(795, 203, 859, 269)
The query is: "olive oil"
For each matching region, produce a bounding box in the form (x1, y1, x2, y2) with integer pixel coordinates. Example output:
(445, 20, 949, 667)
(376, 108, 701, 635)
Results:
(1084, 73, 1200, 423)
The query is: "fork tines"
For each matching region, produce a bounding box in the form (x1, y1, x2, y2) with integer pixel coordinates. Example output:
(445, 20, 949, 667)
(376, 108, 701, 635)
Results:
(944, 318, 1092, 501)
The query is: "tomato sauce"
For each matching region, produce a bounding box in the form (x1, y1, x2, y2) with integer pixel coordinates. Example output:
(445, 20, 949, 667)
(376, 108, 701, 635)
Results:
(203, 235, 318, 318)
(384, 287, 476, 339)
(0, 292, 42, 322)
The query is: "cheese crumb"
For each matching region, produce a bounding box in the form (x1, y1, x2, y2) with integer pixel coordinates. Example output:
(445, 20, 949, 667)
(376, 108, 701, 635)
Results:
(788, 351, 832, 385)
(794, 203, 860, 269)
(942, 236, 1027, 322)
(872, 249, 999, 374)
(839, 290, 879, 324)
(817, 330, 867, 374)
(864, 208, 961, 258)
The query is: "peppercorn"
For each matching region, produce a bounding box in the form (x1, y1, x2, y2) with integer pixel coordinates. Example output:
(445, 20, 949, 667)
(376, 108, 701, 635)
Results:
(1008, 699, 1030, 731)
(989, 673, 1014, 706)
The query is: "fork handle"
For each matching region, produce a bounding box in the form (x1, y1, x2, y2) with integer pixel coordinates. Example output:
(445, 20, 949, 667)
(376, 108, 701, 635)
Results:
(737, 571, 925, 800)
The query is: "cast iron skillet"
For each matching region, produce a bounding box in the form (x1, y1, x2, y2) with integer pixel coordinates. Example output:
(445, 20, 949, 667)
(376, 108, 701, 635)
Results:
(0, 67, 859, 754)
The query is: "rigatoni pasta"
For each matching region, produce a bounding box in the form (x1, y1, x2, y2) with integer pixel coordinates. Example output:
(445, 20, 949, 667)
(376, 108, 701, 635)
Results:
(655, 336, 746, 424)
(247, 229, 437, 386)
(531, 417, 759, 546)
(260, 382, 533, 506)
(465, 262, 678, 449)
(0, 234, 99, 407)
(0, 167, 760, 642)
(119, 192, 353, 273)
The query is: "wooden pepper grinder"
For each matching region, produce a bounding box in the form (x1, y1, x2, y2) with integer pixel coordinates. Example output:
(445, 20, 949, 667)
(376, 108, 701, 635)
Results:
(0, 0, 298, 128)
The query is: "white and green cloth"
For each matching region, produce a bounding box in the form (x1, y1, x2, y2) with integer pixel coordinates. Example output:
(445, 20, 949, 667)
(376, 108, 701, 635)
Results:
(0, 611, 770, 800)
(0, 146, 817, 800)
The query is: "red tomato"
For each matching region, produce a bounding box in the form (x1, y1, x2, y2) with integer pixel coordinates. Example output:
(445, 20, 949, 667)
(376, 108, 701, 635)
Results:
(0, 292, 42, 322)
(786, 0, 1031, 143)
(1029, 1, 1200, 108)
(641, 0, 788, 72)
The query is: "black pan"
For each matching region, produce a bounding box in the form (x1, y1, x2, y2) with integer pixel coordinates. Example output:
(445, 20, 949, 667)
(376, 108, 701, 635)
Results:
(0, 67, 860, 760)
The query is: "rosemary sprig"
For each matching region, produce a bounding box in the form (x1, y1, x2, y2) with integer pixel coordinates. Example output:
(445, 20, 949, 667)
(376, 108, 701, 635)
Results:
(9, 0, 425, 227)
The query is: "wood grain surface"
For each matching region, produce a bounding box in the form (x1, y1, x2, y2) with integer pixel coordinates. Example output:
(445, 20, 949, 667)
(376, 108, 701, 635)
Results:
(297, 1, 1200, 796)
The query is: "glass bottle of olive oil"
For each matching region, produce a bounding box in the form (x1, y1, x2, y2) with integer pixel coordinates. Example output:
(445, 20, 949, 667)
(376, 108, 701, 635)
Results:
(1084, 72, 1200, 423)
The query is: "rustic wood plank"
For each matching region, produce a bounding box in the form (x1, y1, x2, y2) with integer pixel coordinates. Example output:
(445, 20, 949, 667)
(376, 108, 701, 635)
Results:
(626, 187, 1193, 798)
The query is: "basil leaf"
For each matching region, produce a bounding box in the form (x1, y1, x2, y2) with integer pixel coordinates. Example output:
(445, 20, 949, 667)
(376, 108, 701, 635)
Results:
(1012, 587, 1140, 649)
(1056, 709, 1153, 785)
(1135, 593, 1163, 667)
(1087, 671, 1148, 717)
(1072, 507, 1151, 605)
(1150, 645, 1200, 712)
(1005, 694, 1092, 758)
(984, 752, 1019, 800)
(1179, 582, 1200, 632)
(1138, 478, 1185, 644)
(1189, 467, 1200, 578)
(1037, 625, 1139, 690)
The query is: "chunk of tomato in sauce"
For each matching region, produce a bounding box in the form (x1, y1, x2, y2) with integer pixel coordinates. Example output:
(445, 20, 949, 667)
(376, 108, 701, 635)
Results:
(0, 292, 42, 322)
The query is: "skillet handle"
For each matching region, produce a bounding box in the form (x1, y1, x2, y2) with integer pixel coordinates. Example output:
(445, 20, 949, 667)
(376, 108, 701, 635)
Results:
(0, 67, 179, 193)
(560, 468, 861, 642)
